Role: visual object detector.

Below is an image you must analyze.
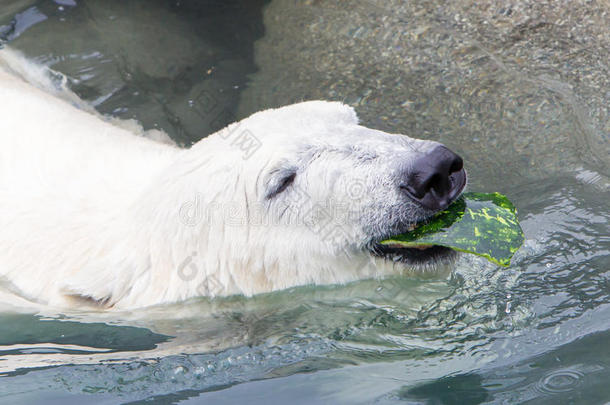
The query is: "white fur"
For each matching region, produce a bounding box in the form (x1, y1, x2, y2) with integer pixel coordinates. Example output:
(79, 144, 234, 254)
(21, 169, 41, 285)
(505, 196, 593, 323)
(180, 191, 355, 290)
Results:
(0, 48, 449, 309)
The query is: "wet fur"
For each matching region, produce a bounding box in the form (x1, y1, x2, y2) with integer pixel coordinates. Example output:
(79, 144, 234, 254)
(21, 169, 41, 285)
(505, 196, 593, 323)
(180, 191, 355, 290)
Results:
(0, 48, 455, 309)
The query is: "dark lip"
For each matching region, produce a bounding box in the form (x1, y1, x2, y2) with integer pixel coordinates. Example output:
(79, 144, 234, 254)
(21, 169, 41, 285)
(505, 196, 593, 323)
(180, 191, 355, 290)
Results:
(370, 244, 457, 265)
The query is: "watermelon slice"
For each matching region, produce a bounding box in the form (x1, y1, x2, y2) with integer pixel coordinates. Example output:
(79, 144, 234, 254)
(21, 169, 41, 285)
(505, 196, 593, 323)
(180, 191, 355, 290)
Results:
(381, 192, 524, 267)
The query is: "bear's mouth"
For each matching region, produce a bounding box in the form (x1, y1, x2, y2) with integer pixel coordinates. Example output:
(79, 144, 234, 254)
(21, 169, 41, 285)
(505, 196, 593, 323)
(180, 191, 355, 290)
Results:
(368, 214, 459, 265)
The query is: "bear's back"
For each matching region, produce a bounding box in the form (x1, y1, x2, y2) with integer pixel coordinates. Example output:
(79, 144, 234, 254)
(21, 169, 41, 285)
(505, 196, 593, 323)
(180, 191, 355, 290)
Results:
(0, 62, 179, 209)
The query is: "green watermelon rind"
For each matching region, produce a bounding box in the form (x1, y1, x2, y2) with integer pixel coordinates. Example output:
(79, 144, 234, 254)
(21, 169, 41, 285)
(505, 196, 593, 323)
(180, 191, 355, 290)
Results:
(380, 192, 524, 267)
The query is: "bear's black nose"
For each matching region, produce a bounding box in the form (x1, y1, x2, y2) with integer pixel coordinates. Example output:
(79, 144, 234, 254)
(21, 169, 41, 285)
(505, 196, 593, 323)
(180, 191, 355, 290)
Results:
(401, 145, 466, 211)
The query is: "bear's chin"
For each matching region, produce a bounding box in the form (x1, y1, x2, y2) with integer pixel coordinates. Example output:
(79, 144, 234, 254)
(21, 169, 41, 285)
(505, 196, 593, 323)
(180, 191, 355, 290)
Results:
(370, 244, 457, 266)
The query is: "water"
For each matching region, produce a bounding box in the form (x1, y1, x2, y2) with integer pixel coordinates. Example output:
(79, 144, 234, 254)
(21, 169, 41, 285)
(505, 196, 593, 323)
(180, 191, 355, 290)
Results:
(1, 0, 265, 145)
(0, 1, 608, 403)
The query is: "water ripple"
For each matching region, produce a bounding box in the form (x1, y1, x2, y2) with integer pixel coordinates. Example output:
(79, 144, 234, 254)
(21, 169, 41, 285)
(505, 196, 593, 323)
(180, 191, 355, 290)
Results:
(536, 369, 584, 394)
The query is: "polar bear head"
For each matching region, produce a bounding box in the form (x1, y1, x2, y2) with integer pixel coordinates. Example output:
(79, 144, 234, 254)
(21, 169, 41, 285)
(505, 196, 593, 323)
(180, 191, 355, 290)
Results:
(0, 49, 468, 310)
(142, 100, 467, 303)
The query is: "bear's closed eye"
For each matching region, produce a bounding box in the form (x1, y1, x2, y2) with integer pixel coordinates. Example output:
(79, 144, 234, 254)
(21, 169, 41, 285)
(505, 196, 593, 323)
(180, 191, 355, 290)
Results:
(266, 171, 296, 199)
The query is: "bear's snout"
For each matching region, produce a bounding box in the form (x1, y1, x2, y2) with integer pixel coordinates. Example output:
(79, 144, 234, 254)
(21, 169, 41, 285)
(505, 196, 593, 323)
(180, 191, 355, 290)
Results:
(400, 145, 466, 211)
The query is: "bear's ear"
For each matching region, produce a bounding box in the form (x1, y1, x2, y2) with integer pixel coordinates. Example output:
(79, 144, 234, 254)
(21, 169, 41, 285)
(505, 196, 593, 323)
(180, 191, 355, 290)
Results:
(329, 101, 359, 125)
(264, 167, 297, 199)
(289, 101, 359, 126)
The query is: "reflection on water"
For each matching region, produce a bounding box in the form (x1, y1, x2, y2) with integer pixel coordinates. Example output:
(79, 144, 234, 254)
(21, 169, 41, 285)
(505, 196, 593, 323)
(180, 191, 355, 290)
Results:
(1, 0, 265, 145)
(0, 0, 609, 404)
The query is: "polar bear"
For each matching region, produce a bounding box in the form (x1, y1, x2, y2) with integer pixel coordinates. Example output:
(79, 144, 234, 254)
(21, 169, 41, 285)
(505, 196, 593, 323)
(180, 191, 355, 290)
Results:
(0, 48, 466, 309)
